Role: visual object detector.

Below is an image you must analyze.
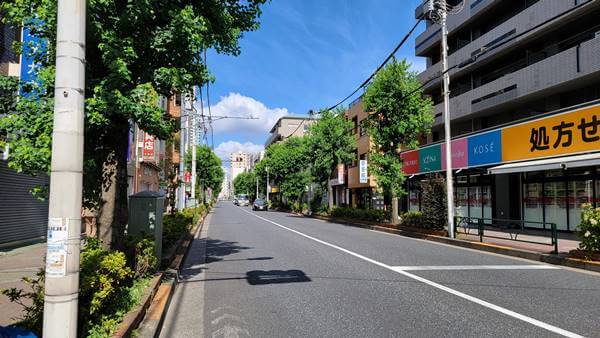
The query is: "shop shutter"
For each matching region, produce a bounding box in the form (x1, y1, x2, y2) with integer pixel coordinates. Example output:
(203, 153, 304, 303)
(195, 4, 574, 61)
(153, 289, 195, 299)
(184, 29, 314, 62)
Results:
(0, 160, 49, 246)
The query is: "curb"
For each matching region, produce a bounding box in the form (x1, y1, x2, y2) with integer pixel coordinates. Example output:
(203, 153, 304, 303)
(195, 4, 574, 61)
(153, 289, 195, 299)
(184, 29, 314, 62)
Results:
(112, 212, 207, 338)
(310, 214, 600, 274)
(135, 213, 207, 338)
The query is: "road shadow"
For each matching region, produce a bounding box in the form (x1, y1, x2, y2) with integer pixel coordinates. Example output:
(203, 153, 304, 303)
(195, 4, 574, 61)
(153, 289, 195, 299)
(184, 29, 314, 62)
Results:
(205, 256, 273, 263)
(204, 238, 252, 261)
(246, 269, 311, 285)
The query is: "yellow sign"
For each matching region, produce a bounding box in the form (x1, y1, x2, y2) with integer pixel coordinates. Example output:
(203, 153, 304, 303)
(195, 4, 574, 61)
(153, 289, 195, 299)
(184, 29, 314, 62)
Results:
(501, 105, 600, 162)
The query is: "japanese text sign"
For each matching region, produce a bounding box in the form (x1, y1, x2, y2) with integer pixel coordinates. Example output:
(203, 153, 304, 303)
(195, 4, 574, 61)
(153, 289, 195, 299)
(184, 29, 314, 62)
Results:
(142, 132, 155, 161)
(502, 105, 599, 162)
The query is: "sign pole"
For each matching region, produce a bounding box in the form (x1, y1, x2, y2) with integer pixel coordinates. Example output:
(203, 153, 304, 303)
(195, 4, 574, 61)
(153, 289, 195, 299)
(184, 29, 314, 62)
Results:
(43, 0, 86, 336)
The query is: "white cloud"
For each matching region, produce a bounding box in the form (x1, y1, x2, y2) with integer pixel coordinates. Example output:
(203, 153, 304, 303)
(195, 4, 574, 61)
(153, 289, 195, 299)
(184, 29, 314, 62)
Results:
(198, 93, 290, 141)
(214, 141, 264, 162)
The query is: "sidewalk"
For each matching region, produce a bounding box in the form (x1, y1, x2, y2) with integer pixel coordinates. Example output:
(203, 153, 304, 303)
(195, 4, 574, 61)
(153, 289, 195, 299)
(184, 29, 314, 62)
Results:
(0, 243, 45, 326)
(455, 228, 580, 254)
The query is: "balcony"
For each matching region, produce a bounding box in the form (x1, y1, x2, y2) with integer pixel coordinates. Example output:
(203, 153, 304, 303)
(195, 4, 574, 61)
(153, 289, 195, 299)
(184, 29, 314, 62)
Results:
(417, 0, 586, 90)
(415, 0, 497, 56)
(431, 35, 600, 126)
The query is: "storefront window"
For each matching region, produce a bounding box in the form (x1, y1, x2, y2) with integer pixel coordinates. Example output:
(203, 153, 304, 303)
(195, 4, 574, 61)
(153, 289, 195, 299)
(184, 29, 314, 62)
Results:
(409, 190, 420, 212)
(568, 180, 593, 231)
(523, 183, 544, 228)
(544, 182, 568, 231)
(455, 186, 468, 218)
(482, 186, 492, 222)
(469, 186, 483, 220)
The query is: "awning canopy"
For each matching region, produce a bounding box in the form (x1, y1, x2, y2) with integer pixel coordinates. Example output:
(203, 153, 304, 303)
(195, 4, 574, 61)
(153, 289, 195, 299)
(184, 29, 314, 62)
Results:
(488, 152, 600, 175)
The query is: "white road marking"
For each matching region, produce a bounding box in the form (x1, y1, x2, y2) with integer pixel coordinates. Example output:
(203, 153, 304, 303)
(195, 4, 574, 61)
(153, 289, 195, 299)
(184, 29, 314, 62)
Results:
(241, 209, 584, 338)
(391, 265, 561, 271)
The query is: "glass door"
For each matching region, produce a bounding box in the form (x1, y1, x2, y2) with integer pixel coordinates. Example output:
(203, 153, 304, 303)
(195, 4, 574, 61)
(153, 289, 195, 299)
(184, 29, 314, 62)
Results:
(455, 187, 469, 218)
(544, 182, 568, 231)
(482, 186, 492, 223)
(469, 186, 483, 220)
(523, 183, 544, 228)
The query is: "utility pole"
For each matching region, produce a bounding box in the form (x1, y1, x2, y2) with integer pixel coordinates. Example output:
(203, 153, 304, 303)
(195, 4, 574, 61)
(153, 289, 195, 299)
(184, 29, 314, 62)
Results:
(256, 176, 259, 200)
(190, 91, 197, 207)
(266, 167, 270, 203)
(429, 0, 463, 238)
(178, 99, 186, 210)
(43, 0, 86, 336)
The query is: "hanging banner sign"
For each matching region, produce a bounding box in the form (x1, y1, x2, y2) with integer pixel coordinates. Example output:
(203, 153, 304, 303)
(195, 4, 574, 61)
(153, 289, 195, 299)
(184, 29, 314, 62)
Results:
(142, 132, 155, 161)
(359, 160, 368, 183)
(400, 103, 600, 175)
(46, 218, 68, 277)
(337, 164, 345, 184)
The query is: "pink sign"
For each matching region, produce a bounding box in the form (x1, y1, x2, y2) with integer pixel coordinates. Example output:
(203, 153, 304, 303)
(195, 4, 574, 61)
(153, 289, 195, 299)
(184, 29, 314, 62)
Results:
(441, 138, 468, 170)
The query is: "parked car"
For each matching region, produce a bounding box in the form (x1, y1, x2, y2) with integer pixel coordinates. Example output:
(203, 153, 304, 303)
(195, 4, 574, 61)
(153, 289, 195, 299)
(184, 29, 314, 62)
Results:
(233, 198, 238, 205)
(253, 198, 268, 211)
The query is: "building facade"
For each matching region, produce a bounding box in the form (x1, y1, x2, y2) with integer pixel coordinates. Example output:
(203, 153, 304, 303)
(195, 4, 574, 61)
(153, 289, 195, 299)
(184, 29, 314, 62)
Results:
(265, 116, 316, 148)
(402, 0, 600, 231)
(0, 23, 51, 247)
(230, 151, 252, 183)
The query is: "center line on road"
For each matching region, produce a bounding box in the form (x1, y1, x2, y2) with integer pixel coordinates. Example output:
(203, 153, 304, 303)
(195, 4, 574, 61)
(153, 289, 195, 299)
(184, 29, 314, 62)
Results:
(240, 209, 583, 338)
(391, 265, 561, 271)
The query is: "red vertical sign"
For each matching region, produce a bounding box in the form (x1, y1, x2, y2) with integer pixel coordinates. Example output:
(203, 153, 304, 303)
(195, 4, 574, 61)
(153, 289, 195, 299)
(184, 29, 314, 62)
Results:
(142, 132, 155, 161)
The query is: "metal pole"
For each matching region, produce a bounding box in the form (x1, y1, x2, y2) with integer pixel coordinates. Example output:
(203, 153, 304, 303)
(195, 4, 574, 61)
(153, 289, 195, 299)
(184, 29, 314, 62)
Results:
(190, 91, 196, 206)
(256, 176, 259, 200)
(43, 0, 86, 336)
(178, 103, 185, 210)
(441, 7, 455, 238)
(266, 167, 270, 203)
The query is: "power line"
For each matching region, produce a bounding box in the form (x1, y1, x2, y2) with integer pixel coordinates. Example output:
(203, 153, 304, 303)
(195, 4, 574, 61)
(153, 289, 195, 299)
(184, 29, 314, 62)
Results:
(324, 18, 423, 112)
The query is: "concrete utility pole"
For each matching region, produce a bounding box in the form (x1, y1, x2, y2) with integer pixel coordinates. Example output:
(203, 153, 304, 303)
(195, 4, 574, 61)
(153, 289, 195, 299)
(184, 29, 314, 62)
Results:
(178, 101, 186, 210)
(428, 0, 463, 238)
(190, 91, 197, 206)
(43, 0, 86, 336)
(256, 176, 259, 200)
(266, 167, 270, 203)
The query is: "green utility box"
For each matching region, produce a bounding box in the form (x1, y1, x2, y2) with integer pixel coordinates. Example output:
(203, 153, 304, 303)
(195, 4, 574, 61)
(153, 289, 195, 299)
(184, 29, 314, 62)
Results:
(128, 191, 165, 259)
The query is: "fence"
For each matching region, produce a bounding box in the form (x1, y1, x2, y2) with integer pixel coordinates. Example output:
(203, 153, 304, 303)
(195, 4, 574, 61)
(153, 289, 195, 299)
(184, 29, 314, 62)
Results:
(454, 216, 558, 253)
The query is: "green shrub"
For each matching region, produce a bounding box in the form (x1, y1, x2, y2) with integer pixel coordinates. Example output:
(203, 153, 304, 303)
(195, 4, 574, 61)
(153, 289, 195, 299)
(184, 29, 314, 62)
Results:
(400, 211, 425, 228)
(1, 238, 153, 337)
(163, 206, 207, 251)
(579, 204, 600, 253)
(124, 235, 158, 278)
(420, 176, 447, 230)
(330, 207, 386, 222)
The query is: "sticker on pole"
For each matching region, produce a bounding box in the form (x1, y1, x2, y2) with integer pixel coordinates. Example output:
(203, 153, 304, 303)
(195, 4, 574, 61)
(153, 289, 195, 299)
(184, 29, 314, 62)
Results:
(46, 218, 68, 277)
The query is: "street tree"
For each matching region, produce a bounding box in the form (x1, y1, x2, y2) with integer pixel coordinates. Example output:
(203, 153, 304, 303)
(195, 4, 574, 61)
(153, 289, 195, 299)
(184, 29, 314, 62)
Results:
(185, 145, 224, 203)
(363, 59, 433, 203)
(305, 107, 356, 189)
(0, 0, 267, 248)
(233, 171, 257, 200)
(255, 136, 310, 204)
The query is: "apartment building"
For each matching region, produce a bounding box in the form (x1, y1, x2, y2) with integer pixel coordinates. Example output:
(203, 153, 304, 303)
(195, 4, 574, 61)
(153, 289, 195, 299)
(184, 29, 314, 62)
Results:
(401, 0, 600, 232)
(230, 151, 252, 183)
(265, 116, 315, 148)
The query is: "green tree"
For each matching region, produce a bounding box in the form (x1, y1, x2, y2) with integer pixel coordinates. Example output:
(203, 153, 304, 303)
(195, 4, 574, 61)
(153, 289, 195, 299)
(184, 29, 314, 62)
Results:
(0, 75, 18, 116)
(233, 171, 257, 200)
(1, 0, 267, 248)
(305, 107, 356, 189)
(255, 136, 310, 204)
(363, 59, 433, 199)
(184, 145, 224, 203)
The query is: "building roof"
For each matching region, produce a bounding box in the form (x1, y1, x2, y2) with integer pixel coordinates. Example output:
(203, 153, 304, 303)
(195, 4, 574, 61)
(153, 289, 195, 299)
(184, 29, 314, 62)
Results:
(268, 115, 313, 133)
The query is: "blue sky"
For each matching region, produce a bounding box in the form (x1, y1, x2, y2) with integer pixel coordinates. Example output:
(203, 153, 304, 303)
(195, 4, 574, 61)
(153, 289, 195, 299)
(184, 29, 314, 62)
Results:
(203, 0, 427, 161)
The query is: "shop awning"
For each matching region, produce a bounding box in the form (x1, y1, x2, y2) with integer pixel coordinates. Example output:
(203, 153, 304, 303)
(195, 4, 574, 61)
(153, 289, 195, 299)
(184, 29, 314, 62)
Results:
(488, 153, 600, 175)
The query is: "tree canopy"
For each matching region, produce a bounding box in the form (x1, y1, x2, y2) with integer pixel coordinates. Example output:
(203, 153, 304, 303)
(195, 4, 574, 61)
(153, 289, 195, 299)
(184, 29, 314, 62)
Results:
(185, 145, 224, 202)
(363, 59, 433, 198)
(0, 0, 267, 247)
(232, 171, 257, 201)
(305, 107, 356, 189)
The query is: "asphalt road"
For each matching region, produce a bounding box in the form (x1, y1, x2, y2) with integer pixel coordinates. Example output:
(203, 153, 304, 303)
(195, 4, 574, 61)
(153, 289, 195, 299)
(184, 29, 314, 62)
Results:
(159, 202, 600, 338)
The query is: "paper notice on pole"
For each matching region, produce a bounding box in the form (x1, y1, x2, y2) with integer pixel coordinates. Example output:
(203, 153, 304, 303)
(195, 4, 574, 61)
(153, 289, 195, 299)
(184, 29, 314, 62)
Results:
(46, 218, 68, 277)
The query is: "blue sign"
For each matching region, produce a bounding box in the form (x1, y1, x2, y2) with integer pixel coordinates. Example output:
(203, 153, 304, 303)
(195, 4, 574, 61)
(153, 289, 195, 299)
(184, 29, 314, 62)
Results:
(467, 130, 502, 166)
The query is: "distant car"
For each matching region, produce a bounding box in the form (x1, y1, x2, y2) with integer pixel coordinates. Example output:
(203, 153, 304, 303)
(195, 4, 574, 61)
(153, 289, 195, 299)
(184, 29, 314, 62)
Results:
(237, 196, 250, 206)
(233, 198, 238, 205)
(253, 198, 268, 211)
